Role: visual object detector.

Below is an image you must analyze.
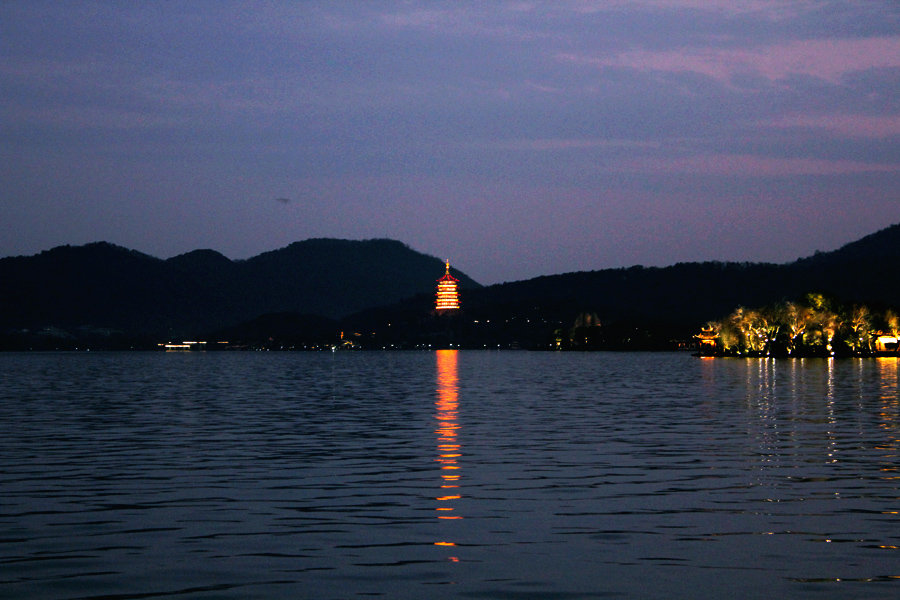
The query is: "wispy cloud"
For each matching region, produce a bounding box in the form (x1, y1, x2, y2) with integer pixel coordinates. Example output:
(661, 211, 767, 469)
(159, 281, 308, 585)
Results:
(570, 0, 819, 18)
(616, 153, 899, 176)
(557, 37, 900, 84)
(761, 114, 900, 139)
(2, 1, 898, 282)
(472, 138, 662, 151)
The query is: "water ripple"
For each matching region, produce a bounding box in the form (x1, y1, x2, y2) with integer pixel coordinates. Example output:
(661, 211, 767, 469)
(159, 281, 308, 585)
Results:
(1, 352, 897, 599)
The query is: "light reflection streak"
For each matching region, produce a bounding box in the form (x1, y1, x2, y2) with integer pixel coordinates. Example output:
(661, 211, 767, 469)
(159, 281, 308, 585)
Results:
(745, 357, 900, 490)
(434, 350, 462, 558)
(877, 357, 899, 477)
(746, 359, 779, 485)
(825, 358, 837, 463)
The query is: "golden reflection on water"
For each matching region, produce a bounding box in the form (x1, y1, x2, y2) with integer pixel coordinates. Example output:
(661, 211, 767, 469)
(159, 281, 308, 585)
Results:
(876, 357, 899, 481)
(878, 356, 898, 400)
(742, 357, 900, 493)
(434, 349, 461, 556)
(745, 359, 779, 478)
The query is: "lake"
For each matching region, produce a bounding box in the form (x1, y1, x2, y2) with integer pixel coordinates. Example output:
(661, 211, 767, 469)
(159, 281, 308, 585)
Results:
(1, 351, 897, 599)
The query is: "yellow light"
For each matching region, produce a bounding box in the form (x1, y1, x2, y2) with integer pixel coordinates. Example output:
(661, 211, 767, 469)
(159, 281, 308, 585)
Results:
(435, 260, 460, 310)
(434, 349, 462, 537)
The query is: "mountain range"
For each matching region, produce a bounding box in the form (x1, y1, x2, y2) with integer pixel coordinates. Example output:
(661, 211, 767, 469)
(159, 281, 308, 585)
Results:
(468, 222, 900, 329)
(345, 223, 900, 350)
(1, 224, 898, 350)
(0, 239, 478, 348)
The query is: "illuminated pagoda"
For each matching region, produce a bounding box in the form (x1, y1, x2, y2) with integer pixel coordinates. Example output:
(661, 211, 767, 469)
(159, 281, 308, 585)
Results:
(693, 325, 719, 356)
(435, 260, 460, 311)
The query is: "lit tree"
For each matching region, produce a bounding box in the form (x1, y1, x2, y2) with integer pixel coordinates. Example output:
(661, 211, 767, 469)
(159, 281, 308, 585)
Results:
(713, 319, 740, 353)
(741, 309, 778, 355)
(728, 306, 749, 353)
(780, 302, 814, 355)
(884, 310, 900, 338)
(720, 306, 777, 355)
(703, 295, 898, 357)
(810, 311, 839, 354)
(844, 305, 873, 353)
(745, 310, 765, 354)
(800, 294, 840, 354)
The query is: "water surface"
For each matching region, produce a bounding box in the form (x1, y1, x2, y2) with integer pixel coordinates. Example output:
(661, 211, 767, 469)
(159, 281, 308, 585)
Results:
(1, 351, 898, 599)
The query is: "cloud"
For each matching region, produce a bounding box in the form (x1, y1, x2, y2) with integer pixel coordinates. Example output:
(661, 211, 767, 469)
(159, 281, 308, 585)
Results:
(615, 153, 899, 176)
(2, 1, 898, 282)
(570, 0, 819, 18)
(556, 37, 900, 84)
(471, 138, 662, 151)
(761, 114, 900, 139)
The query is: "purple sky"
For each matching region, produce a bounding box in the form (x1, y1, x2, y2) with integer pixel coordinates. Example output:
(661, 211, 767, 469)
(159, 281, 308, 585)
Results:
(2, 1, 898, 284)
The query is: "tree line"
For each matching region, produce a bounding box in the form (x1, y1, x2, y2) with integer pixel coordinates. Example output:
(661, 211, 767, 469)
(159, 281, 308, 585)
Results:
(702, 293, 900, 357)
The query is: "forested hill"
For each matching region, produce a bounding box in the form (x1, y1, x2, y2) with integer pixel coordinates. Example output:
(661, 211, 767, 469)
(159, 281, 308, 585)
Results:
(462, 223, 900, 330)
(2, 224, 898, 350)
(0, 239, 480, 341)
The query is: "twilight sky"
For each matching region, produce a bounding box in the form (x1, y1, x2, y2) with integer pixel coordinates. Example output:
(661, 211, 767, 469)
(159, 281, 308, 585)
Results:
(2, 1, 899, 284)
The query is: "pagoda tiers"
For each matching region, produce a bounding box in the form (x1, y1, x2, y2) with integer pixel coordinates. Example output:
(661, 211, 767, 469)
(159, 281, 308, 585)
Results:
(435, 260, 460, 311)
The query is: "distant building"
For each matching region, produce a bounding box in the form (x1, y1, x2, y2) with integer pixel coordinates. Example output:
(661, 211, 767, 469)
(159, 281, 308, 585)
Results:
(874, 334, 899, 355)
(694, 325, 719, 356)
(159, 340, 207, 352)
(435, 260, 460, 311)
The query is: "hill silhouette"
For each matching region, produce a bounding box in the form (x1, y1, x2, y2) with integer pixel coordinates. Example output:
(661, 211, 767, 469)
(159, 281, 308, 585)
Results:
(342, 223, 900, 350)
(474, 223, 900, 321)
(0, 239, 479, 348)
(1, 225, 898, 350)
